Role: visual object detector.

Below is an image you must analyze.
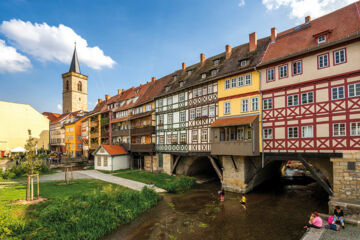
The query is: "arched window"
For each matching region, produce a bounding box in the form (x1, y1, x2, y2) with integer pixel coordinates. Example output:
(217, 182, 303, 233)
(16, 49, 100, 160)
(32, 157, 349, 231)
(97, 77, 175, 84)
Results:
(66, 80, 69, 91)
(77, 81, 82, 92)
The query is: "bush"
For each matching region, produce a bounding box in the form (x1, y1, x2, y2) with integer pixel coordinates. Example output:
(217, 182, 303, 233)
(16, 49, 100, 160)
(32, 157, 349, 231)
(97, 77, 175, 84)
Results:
(17, 186, 160, 240)
(0, 204, 24, 239)
(162, 176, 196, 193)
(0, 164, 50, 180)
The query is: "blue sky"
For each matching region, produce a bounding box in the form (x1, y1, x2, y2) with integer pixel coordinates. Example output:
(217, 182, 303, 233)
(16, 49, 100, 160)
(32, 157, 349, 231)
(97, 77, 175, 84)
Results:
(0, 0, 356, 113)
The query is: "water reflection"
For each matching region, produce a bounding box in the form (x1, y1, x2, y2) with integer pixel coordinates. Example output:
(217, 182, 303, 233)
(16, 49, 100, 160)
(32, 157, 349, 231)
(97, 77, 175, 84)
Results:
(104, 177, 328, 240)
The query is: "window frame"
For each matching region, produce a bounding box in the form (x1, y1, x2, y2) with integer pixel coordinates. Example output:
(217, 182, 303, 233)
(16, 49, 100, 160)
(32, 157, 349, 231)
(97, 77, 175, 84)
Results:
(225, 79, 230, 89)
(251, 97, 259, 111)
(333, 123, 346, 137)
(263, 99, 273, 110)
(288, 126, 299, 139)
(331, 86, 345, 100)
(301, 92, 314, 105)
(301, 125, 314, 138)
(278, 64, 288, 79)
(224, 101, 231, 115)
(192, 130, 198, 143)
(287, 94, 299, 107)
(190, 109, 195, 120)
(266, 68, 275, 82)
(201, 129, 208, 142)
(179, 111, 186, 122)
(317, 35, 326, 44)
(179, 92, 185, 102)
(333, 48, 347, 65)
(241, 99, 249, 113)
(348, 83, 360, 98)
(317, 53, 330, 69)
(291, 60, 303, 76)
(263, 128, 273, 140)
(209, 106, 215, 117)
(350, 122, 360, 136)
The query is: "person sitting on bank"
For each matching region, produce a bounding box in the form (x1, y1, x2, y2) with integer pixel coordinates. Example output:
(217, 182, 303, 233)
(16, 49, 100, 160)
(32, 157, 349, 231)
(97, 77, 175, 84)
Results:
(304, 212, 323, 231)
(332, 206, 345, 229)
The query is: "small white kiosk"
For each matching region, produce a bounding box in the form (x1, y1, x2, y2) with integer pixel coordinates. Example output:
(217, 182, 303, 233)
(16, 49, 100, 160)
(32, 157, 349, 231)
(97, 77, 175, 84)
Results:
(93, 145, 129, 171)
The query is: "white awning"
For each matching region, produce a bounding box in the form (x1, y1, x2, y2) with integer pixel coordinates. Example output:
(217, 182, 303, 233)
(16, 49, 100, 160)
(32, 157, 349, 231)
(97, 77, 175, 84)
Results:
(10, 147, 28, 153)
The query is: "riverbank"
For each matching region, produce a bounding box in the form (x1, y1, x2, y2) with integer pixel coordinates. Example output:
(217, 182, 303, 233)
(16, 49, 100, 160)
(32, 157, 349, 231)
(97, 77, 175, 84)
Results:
(301, 224, 360, 240)
(0, 179, 160, 239)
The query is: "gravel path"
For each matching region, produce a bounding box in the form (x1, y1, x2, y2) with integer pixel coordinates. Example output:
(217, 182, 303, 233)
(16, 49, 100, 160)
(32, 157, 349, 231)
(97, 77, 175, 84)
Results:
(77, 170, 166, 193)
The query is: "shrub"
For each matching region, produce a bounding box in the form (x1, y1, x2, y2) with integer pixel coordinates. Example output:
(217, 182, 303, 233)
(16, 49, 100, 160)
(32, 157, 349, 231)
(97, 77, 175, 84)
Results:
(162, 176, 196, 193)
(0, 204, 24, 239)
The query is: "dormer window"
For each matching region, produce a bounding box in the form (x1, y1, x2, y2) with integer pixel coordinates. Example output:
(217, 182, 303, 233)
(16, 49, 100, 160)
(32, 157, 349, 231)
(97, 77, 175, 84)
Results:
(173, 75, 177, 81)
(187, 70, 192, 76)
(240, 60, 248, 67)
(165, 86, 170, 92)
(179, 81, 184, 87)
(211, 69, 218, 76)
(318, 35, 326, 44)
(201, 73, 206, 79)
(213, 59, 220, 66)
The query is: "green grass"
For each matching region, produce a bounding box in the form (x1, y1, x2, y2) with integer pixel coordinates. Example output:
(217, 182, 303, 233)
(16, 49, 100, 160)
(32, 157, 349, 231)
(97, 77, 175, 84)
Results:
(112, 169, 196, 193)
(0, 179, 160, 239)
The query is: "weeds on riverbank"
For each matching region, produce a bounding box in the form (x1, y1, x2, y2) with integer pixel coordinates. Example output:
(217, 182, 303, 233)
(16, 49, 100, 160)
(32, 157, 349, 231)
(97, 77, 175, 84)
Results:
(0, 180, 161, 240)
(112, 170, 196, 193)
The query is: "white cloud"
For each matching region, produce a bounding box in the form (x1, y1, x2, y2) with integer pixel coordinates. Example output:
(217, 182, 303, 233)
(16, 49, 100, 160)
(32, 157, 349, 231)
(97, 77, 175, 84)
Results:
(57, 104, 62, 111)
(238, 0, 246, 7)
(0, 19, 116, 70)
(0, 39, 31, 73)
(262, 0, 358, 20)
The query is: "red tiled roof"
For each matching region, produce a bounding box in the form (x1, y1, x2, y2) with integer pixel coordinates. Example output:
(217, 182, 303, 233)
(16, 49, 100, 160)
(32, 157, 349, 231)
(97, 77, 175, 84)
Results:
(101, 144, 128, 155)
(51, 113, 70, 124)
(42, 112, 60, 123)
(210, 115, 258, 127)
(261, 2, 360, 64)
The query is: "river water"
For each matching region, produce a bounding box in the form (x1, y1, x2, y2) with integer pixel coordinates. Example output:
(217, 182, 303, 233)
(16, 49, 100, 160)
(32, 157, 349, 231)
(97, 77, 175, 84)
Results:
(104, 177, 328, 240)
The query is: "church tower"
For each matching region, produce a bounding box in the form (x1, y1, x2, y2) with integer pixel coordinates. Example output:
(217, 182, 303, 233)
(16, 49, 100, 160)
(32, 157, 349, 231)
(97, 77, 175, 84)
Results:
(62, 45, 88, 114)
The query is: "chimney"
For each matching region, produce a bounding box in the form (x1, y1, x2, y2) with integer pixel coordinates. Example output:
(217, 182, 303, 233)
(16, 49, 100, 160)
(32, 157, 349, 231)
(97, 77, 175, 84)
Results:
(182, 62, 186, 72)
(249, 32, 257, 51)
(152, 77, 156, 82)
(225, 45, 232, 59)
(305, 16, 311, 23)
(118, 89, 122, 95)
(271, 27, 277, 42)
(105, 94, 110, 101)
(98, 99, 102, 104)
(200, 53, 206, 66)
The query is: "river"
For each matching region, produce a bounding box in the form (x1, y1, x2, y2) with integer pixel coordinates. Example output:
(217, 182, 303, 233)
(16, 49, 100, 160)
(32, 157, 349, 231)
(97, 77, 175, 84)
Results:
(104, 177, 328, 240)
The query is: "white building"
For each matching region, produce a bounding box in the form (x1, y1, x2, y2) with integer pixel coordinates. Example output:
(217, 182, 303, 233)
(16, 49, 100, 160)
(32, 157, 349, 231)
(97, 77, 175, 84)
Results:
(93, 145, 129, 171)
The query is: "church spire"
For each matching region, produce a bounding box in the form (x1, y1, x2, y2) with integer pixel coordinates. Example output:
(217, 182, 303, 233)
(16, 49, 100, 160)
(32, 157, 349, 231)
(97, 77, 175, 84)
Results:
(69, 43, 80, 73)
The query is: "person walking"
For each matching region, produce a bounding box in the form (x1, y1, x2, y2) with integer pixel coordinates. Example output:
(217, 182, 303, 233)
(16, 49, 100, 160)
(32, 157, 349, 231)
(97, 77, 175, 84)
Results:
(219, 187, 225, 202)
(240, 194, 247, 210)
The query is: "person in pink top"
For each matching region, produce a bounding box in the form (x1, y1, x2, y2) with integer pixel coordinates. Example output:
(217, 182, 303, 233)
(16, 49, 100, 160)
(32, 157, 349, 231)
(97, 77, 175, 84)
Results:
(304, 212, 323, 231)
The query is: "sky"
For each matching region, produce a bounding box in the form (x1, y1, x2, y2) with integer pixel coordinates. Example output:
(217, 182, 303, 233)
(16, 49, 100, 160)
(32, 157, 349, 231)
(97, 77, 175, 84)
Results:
(0, 0, 357, 113)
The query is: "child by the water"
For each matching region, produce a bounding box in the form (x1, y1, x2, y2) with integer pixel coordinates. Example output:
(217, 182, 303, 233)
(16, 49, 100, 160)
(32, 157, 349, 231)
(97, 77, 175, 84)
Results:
(218, 187, 225, 202)
(240, 194, 247, 209)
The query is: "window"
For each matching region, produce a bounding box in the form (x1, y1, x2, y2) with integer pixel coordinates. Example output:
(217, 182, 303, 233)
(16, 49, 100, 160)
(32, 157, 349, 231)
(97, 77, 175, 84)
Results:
(202, 106, 208, 116)
(167, 114, 173, 124)
(287, 95, 299, 107)
(167, 135, 172, 144)
(192, 130, 198, 142)
(97, 157, 101, 166)
(288, 127, 299, 138)
(198, 87, 202, 96)
(279, 65, 288, 78)
(179, 81, 184, 87)
(246, 129, 252, 140)
(302, 125, 313, 138)
(292, 60, 302, 75)
(332, 86, 345, 100)
(251, 97, 259, 111)
(66, 80, 69, 91)
(238, 76, 244, 87)
(351, 122, 360, 136)
(317, 35, 326, 44)
(318, 53, 329, 68)
(334, 49, 346, 65)
(240, 60, 247, 66)
(77, 81, 82, 91)
(172, 134, 178, 144)
(224, 102, 231, 115)
(263, 128, 273, 139)
(167, 96, 173, 105)
(214, 59, 220, 66)
(179, 93, 185, 102)
(159, 115, 164, 124)
(333, 123, 346, 137)
(349, 83, 360, 98)
(187, 70, 192, 76)
(266, 68, 275, 82)
(173, 75, 177, 81)
(190, 109, 195, 120)
(196, 108, 201, 118)
(208, 84, 213, 93)
(211, 69, 218, 76)
(145, 104, 152, 111)
(225, 79, 230, 89)
(203, 86, 207, 95)
(241, 99, 249, 112)
(193, 88, 198, 97)
(180, 111, 186, 122)
(301, 92, 314, 104)
(103, 157, 108, 167)
(209, 106, 215, 117)
(180, 133, 187, 144)
(237, 128, 244, 140)
(201, 73, 206, 79)
(201, 129, 208, 142)
(230, 128, 236, 140)
(159, 136, 164, 144)
(245, 74, 251, 85)
(231, 78, 237, 88)
(263, 99, 273, 110)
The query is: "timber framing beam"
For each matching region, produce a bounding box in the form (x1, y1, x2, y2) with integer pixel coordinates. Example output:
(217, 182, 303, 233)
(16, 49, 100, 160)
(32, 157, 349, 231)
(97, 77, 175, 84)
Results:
(208, 156, 223, 182)
(171, 155, 181, 174)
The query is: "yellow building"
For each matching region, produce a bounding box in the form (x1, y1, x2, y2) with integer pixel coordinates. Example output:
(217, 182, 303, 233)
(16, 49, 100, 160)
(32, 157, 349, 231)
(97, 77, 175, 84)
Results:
(64, 116, 86, 157)
(0, 101, 49, 154)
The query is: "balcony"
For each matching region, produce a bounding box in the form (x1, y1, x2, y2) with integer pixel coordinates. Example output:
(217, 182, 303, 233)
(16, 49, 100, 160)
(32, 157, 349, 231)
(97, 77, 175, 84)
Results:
(131, 143, 155, 153)
(131, 126, 155, 136)
(90, 121, 98, 127)
(101, 118, 109, 126)
(89, 143, 99, 150)
(112, 129, 130, 136)
(90, 132, 99, 138)
(101, 128, 110, 137)
(211, 141, 258, 156)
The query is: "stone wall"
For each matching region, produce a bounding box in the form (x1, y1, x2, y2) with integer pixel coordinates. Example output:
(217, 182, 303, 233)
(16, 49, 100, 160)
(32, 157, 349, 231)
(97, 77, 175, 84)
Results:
(221, 156, 247, 193)
(144, 155, 160, 172)
(162, 154, 173, 175)
(331, 152, 360, 201)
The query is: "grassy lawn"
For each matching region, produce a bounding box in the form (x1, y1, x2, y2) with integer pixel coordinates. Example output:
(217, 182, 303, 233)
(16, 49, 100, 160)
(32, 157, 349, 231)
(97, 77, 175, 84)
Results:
(0, 179, 160, 240)
(109, 169, 196, 193)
